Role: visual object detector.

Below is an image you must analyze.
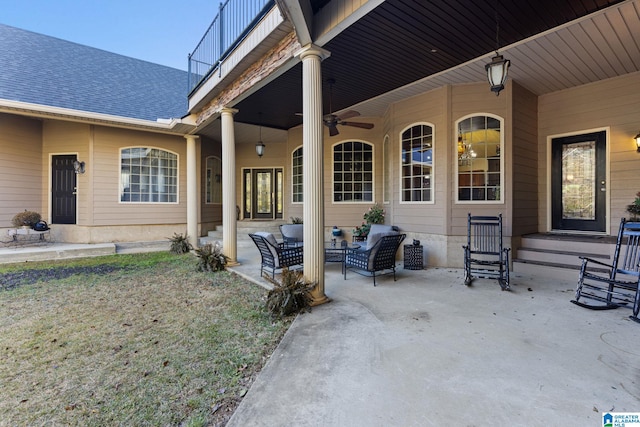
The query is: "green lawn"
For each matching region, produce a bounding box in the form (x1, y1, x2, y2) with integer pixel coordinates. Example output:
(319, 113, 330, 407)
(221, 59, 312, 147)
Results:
(0, 252, 291, 426)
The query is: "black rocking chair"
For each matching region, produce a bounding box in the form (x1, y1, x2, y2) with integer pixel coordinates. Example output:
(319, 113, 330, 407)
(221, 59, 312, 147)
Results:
(344, 233, 406, 286)
(571, 218, 640, 322)
(249, 232, 304, 279)
(463, 213, 511, 290)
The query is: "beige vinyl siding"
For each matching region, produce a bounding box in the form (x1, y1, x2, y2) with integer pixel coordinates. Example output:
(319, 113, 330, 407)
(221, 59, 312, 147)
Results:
(511, 82, 538, 236)
(538, 71, 640, 235)
(388, 87, 446, 235)
(90, 126, 187, 226)
(0, 114, 43, 227)
(42, 120, 91, 224)
(324, 121, 382, 230)
(449, 82, 512, 237)
(281, 124, 385, 231)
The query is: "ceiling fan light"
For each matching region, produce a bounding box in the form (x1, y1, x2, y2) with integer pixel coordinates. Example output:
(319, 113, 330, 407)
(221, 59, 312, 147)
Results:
(485, 53, 510, 96)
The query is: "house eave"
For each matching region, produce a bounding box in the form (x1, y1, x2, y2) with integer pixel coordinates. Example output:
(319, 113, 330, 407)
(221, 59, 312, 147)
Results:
(0, 99, 197, 136)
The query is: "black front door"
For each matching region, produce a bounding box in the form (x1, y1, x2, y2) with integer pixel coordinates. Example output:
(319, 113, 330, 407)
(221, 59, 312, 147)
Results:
(243, 168, 283, 220)
(52, 155, 77, 224)
(551, 131, 606, 232)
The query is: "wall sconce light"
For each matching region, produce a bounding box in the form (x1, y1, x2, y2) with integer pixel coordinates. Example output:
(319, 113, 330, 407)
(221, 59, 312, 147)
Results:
(255, 113, 265, 157)
(73, 160, 86, 174)
(485, 7, 510, 96)
(635, 131, 640, 152)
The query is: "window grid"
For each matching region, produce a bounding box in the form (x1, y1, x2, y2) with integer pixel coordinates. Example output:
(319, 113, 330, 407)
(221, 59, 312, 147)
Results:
(120, 148, 178, 203)
(401, 124, 433, 202)
(292, 147, 303, 203)
(333, 141, 373, 202)
(457, 115, 502, 202)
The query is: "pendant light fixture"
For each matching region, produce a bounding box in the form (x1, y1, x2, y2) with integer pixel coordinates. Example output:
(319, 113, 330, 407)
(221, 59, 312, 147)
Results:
(255, 113, 265, 157)
(485, 4, 510, 96)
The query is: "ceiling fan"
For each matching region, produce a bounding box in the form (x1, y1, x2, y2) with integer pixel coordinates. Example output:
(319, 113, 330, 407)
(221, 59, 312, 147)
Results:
(323, 78, 374, 136)
(297, 79, 374, 136)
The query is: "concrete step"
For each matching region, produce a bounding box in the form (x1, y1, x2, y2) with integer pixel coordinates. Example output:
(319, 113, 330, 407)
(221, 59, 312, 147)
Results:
(512, 259, 581, 283)
(0, 243, 116, 264)
(519, 234, 615, 255)
(115, 241, 170, 254)
(515, 247, 609, 268)
(201, 221, 287, 246)
(513, 233, 615, 283)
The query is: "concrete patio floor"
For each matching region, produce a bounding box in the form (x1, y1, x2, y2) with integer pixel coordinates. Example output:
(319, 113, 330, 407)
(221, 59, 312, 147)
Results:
(228, 239, 640, 427)
(1, 238, 638, 426)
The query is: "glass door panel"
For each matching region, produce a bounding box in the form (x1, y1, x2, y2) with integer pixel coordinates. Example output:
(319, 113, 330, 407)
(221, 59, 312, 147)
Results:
(551, 131, 606, 232)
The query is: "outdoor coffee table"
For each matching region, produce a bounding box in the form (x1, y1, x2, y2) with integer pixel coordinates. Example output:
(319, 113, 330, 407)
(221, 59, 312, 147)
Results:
(325, 241, 360, 274)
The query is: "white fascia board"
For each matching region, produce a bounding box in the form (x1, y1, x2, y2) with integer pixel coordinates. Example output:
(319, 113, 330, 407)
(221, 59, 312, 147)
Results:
(0, 99, 196, 135)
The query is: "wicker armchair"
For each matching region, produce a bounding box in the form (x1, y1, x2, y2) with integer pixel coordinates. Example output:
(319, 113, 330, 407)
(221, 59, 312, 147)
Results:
(344, 233, 406, 286)
(249, 232, 304, 278)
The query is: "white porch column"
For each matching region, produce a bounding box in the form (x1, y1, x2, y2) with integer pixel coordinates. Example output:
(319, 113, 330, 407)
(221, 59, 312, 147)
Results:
(184, 135, 200, 249)
(297, 44, 330, 306)
(221, 107, 239, 265)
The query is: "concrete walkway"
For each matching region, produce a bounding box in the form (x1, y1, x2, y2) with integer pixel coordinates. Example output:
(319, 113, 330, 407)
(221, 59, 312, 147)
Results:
(1, 238, 638, 425)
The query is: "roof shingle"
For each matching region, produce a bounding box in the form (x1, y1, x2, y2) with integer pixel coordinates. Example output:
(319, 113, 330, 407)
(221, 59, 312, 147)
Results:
(0, 23, 188, 121)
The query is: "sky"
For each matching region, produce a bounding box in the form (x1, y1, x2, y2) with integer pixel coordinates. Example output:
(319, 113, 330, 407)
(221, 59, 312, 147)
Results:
(0, 0, 217, 70)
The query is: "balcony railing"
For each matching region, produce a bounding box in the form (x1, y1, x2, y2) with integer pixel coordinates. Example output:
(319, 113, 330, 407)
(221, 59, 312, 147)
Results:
(188, 0, 274, 94)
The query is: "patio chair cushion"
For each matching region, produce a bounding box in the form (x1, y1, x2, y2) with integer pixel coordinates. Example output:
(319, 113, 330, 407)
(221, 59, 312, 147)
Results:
(254, 231, 280, 259)
(280, 224, 303, 245)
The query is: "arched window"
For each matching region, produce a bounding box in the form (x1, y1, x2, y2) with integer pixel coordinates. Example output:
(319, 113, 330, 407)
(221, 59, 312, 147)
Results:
(205, 156, 222, 204)
(456, 114, 503, 202)
(333, 141, 374, 202)
(292, 146, 303, 203)
(401, 123, 434, 202)
(120, 147, 178, 203)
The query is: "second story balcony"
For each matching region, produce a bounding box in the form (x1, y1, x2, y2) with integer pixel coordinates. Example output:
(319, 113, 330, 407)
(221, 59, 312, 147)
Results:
(188, 0, 274, 95)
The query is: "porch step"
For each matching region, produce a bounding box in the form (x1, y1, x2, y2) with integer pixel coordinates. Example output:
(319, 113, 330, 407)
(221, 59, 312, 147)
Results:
(513, 233, 614, 282)
(199, 220, 286, 246)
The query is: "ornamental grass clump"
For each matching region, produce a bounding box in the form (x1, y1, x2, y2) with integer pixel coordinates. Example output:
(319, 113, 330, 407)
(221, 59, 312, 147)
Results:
(168, 232, 192, 254)
(195, 242, 228, 272)
(264, 268, 315, 319)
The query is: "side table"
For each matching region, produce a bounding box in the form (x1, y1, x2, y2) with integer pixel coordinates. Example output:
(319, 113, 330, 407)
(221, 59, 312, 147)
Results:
(404, 244, 423, 270)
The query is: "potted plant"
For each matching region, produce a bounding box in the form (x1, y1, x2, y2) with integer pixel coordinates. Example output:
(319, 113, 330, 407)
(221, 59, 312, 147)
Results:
(11, 210, 42, 229)
(332, 226, 342, 237)
(627, 191, 640, 220)
(352, 203, 385, 240)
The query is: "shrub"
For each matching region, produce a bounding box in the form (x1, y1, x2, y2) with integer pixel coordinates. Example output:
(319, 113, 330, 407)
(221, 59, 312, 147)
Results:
(264, 268, 315, 319)
(168, 233, 192, 254)
(627, 191, 640, 220)
(11, 210, 41, 228)
(290, 217, 303, 224)
(195, 242, 227, 272)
